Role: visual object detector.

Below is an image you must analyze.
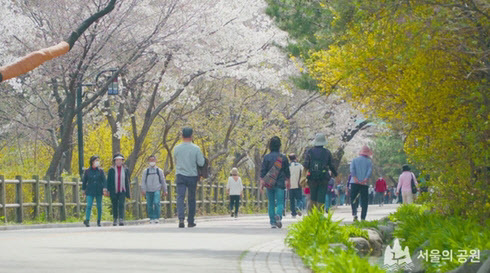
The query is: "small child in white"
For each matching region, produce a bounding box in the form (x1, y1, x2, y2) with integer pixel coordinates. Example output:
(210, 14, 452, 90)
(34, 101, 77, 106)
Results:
(226, 168, 243, 218)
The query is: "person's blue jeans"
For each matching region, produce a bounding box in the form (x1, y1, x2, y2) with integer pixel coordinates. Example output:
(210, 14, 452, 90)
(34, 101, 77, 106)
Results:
(146, 191, 161, 220)
(86, 195, 102, 222)
(300, 194, 306, 210)
(266, 188, 285, 225)
(289, 188, 303, 216)
(325, 192, 332, 212)
(176, 174, 198, 224)
(339, 193, 345, 206)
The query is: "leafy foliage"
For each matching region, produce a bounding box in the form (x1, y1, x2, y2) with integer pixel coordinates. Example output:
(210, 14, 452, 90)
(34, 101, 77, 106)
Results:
(390, 204, 490, 272)
(286, 207, 384, 272)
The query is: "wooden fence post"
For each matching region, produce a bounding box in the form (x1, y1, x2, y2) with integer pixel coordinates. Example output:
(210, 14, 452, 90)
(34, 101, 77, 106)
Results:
(221, 185, 225, 210)
(59, 177, 66, 221)
(15, 175, 23, 223)
(133, 178, 140, 219)
(33, 175, 40, 219)
(166, 180, 172, 218)
(73, 177, 80, 218)
(0, 175, 6, 223)
(199, 183, 204, 211)
(45, 177, 52, 221)
(213, 183, 218, 213)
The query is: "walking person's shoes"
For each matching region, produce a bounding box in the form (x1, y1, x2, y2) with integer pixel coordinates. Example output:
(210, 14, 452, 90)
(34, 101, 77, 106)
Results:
(353, 215, 359, 222)
(231, 212, 234, 217)
(97, 220, 101, 227)
(188, 222, 196, 228)
(113, 219, 118, 226)
(234, 214, 238, 219)
(83, 220, 90, 227)
(154, 219, 159, 224)
(274, 215, 282, 229)
(119, 219, 124, 226)
(297, 209, 302, 217)
(179, 220, 185, 228)
(271, 224, 277, 229)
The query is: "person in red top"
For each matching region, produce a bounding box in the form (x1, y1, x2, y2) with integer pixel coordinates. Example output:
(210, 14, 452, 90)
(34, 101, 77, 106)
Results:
(375, 177, 387, 206)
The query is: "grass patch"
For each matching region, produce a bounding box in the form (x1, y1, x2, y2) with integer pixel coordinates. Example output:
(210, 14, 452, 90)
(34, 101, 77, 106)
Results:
(389, 204, 490, 272)
(285, 207, 384, 273)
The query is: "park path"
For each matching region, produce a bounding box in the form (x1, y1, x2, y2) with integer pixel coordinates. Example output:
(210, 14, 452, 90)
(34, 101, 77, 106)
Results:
(0, 204, 398, 273)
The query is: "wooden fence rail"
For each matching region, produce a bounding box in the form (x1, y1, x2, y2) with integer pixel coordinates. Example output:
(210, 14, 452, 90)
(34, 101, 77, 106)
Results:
(0, 175, 272, 224)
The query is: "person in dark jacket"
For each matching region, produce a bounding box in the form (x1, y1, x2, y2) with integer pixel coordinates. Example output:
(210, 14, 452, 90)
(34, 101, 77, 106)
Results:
(303, 133, 338, 212)
(107, 153, 131, 226)
(260, 136, 290, 229)
(82, 155, 107, 227)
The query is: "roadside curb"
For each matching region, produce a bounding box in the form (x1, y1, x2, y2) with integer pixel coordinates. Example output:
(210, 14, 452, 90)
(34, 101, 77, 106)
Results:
(0, 213, 268, 231)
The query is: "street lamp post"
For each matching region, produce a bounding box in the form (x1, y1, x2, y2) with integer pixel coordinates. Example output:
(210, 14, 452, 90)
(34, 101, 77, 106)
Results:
(77, 69, 118, 179)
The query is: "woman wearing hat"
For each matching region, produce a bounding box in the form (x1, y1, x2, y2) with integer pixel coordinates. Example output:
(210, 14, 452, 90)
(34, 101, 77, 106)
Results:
(226, 167, 243, 218)
(107, 153, 131, 226)
(82, 155, 107, 227)
(303, 133, 338, 212)
(349, 145, 373, 221)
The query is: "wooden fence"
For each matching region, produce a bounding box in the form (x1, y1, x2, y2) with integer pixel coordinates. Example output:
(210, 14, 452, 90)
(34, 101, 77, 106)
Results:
(0, 175, 270, 224)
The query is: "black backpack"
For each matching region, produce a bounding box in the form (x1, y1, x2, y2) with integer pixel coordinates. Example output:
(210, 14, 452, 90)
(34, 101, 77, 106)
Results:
(198, 157, 210, 179)
(307, 149, 329, 181)
(146, 168, 162, 182)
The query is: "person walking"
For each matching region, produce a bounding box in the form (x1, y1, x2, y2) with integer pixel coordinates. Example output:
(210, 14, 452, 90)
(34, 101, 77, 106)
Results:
(226, 168, 243, 218)
(350, 145, 373, 221)
(396, 165, 419, 204)
(336, 181, 346, 206)
(303, 133, 338, 212)
(107, 153, 131, 226)
(325, 177, 335, 212)
(141, 155, 168, 224)
(368, 185, 375, 205)
(82, 155, 107, 227)
(375, 176, 387, 206)
(288, 153, 304, 218)
(174, 127, 205, 228)
(260, 136, 290, 229)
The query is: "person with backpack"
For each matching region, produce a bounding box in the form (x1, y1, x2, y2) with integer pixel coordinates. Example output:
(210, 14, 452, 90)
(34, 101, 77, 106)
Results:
(174, 127, 205, 228)
(375, 176, 387, 206)
(350, 145, 373, 222)
(107, 153, 131, 226)
(396, 165, 419, 204)
(303, 133, 338, 212)
(325, 177, 335, 212)
(226, 168, 243, 218)
(82, 155, 107, 227)
(141, 155, 168, 224)
(260, 136, 290, 229)
(288, 153, 304, 218)
(336, 181, 346, 206)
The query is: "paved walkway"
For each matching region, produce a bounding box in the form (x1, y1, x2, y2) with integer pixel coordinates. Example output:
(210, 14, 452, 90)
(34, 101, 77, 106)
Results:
(0, 204, 398, 273)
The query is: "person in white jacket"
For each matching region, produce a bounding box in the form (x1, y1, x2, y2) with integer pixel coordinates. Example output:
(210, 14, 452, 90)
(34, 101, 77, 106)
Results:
(226, 168, 243, 218)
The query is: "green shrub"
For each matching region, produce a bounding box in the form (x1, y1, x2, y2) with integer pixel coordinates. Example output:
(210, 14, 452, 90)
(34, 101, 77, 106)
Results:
(391, 204, 490, 272)
(286, 207, 384, 273)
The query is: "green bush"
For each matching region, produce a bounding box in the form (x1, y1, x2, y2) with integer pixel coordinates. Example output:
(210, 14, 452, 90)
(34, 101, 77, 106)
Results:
(390, 204, 490, 272)
(286, 207, 384, 273)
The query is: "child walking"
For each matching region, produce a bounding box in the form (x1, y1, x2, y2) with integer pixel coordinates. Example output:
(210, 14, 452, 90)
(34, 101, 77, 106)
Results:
(226, 168, 243, 218)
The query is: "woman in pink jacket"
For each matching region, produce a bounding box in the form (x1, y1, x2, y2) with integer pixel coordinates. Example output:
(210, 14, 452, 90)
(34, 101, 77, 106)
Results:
(396, 165, 418, 204)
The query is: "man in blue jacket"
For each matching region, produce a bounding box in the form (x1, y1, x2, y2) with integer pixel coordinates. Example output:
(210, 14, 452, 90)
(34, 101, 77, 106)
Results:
(349, 145, 373, 221)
